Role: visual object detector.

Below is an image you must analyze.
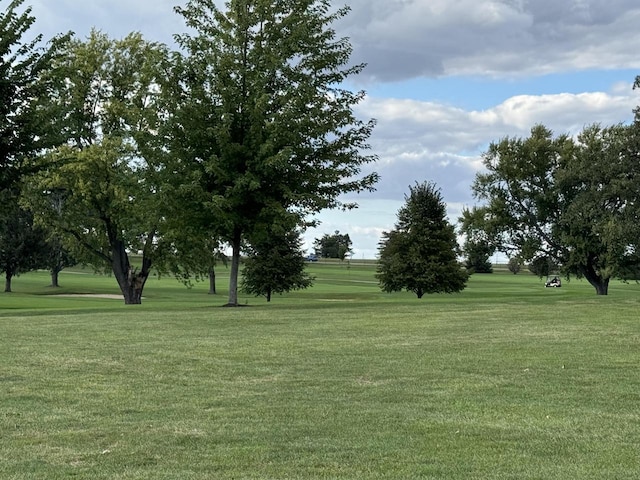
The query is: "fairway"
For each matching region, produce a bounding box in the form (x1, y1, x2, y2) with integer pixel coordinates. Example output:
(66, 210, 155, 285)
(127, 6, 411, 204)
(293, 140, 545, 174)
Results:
(2, 264, 640, 479)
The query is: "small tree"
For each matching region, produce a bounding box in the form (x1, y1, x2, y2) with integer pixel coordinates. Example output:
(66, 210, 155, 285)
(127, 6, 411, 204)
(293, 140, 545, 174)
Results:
(241, 227, 313, 302)
(376, 182, 468, 299)
(507, 257, 522, 275)
(313, 231, 354, 260)
(463, 239, 493, 273)
(0, 201, 47, 292)
(41, 234, 76, 287)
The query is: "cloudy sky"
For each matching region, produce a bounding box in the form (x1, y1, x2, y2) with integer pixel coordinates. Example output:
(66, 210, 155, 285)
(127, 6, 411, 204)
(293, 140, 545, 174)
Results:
(28, 0, 640, 258)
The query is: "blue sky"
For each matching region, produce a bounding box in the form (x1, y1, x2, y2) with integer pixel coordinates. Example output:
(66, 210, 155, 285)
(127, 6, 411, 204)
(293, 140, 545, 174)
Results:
(367, 69, 640, 109)
(27, 0, 640, 258)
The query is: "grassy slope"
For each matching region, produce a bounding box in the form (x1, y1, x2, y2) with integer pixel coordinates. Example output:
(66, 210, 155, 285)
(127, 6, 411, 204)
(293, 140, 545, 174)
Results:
(1, 265, 639, 479)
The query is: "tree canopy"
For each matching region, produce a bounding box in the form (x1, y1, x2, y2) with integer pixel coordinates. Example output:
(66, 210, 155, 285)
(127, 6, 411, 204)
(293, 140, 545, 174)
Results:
(25, 31, 174, 304)
(0, 0, 70, 291)
(0, 201, 46, 292)
(376, 182, 468, 299)
(471, 123, 640, 295)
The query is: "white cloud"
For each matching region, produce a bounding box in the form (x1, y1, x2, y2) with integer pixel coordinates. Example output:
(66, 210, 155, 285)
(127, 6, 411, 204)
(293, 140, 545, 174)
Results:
(339, 0, 640, 81)
(28, 1, 640, 82)
(362, 87, 638, 171)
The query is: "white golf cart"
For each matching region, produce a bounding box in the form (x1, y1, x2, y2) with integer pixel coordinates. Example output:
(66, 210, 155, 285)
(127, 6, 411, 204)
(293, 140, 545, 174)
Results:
(545, 274, 562, 288)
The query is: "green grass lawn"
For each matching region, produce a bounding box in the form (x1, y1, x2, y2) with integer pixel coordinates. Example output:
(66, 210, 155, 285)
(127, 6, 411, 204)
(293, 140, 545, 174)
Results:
(1, 265, 640, 479)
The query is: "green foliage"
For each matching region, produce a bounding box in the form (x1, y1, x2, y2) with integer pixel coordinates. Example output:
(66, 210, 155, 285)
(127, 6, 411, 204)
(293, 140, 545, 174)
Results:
(313, 230, 353, 260)
(40, 233, 77, 287)
(0, 198, 47, 291)
(166, 233, 228, 293)
(527, 256, 557, 278)
(459, 206, 496, 273)
(463, 239, 493, 273)
(173, 0, 378, 305)
(24, 31, 173, 304)
(507, 257, 523, 274)
(0, 0, 70, 192)
(472, 123, 640, 295)
(0, 0, 70, 291)
(241, 227, 313, 302)
(376, 181, 468, 298)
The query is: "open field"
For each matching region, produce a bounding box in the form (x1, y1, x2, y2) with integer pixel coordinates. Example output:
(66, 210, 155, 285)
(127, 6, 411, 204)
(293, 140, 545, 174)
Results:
(2, 264, 640, 479)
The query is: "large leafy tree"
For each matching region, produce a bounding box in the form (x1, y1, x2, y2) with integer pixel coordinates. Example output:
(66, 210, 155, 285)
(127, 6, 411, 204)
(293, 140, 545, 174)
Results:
(471, 123, 640, 295)
(26, 31, 173, 304)
(376, 182, 468, 299)
(174, 0, 378, 306)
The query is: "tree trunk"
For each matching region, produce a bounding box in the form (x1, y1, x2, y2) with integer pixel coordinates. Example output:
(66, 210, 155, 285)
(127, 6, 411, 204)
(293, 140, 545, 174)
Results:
(587, 277, 609, 295)
(50, 268, 61, 288)
(111, 239, 151, 305)
(226, 229, 242, 306)
(594, 281, 609, 295)
(5, 272, 12, 293)
(582, 263, 610, 295)
(208, 267, 216, 295)
(266, 288, 271, 302)
(120, 274, 148, 305)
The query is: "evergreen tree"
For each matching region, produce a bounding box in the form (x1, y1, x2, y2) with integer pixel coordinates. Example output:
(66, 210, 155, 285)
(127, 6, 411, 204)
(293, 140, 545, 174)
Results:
(241, 226, 313, 302)
(377, 182, 468, 299)
(462, 239, 493, 273)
